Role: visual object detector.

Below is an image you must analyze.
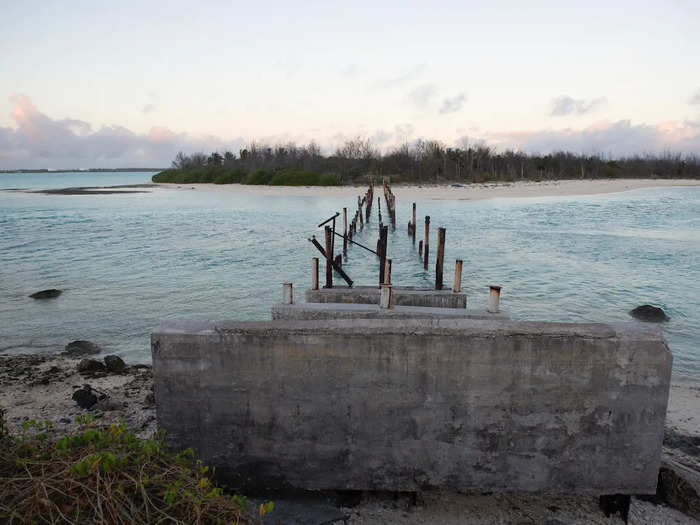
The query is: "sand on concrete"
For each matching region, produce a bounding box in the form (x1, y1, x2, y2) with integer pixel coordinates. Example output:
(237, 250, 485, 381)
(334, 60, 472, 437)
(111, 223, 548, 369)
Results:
(156, 178, 700, 200)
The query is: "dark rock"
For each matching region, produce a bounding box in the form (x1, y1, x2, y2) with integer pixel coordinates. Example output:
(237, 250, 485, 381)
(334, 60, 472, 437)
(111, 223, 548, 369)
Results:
(657, 455, 700, 520)
(64, 340, 101, 356)
(664, 428, 700, 457)
(104, 355, 126, 374)
(144, 392, 155, 407)
(598, 494, 630, 522)
(59, 417, 71, 424)
(248, 498, 349, 525)
(629, 304, 669, 322)
(72, 386, 98, 409)
(93, 398, 122, 411)
(77, 358, 105, 374)
(29, 289, 62, 299)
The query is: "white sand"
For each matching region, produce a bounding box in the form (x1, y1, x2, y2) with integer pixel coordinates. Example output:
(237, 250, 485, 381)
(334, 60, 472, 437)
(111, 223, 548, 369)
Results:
(157, 178, 700, 200)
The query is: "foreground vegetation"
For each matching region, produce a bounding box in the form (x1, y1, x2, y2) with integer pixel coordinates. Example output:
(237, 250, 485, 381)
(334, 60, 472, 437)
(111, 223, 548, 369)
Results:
(154, 140, 700, 186)
(0, 408, 271, 524)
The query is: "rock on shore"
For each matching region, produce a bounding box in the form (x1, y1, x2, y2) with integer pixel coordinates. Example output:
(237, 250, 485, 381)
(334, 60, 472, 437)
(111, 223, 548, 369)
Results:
(1, 352, 154, 438)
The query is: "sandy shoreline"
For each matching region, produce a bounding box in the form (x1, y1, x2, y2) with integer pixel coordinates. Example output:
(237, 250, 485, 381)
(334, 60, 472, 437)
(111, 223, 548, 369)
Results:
(156, 178, 700, 200)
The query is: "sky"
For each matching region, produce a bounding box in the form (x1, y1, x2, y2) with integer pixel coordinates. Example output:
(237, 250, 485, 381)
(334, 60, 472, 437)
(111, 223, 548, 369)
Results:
(1, 0, 699, 168)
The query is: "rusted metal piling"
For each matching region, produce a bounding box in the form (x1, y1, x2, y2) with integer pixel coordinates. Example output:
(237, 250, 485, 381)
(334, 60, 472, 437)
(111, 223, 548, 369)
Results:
(412, 202, 416, 243)
(488, 285, 502, 313)
(282, 282, 294, 304)
(379, 283, 392, 309)
(382, 180, 396, 229)
(423, 216, 430, 270)
(312, 258, 319, 290)
(419, 240, 423, 257)
(324, 226, 333, 288)
(378, 225, 388, 285)
(435, 227, 446, 289)
(453, 259, 463, 293)
(358, 197, 364, 228)
(343, 207, 348, 255)
(384, 258, 392, 285)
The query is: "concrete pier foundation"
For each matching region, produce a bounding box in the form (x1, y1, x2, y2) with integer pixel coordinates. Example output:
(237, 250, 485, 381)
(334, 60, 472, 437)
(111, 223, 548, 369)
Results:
(305, 285, 467, 309)
(271, 302, 508, 320)
(152, 318, 671, 494)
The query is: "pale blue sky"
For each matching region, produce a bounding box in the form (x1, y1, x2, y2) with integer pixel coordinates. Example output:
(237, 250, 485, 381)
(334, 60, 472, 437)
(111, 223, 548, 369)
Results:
(1, 0, 699, 167)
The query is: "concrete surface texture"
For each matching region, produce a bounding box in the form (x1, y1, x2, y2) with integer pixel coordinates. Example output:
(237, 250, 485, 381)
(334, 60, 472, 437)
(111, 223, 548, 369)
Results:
(152, 318, 671, 494)
(271, 302, 508, 321)
(304, 285, 467, 309)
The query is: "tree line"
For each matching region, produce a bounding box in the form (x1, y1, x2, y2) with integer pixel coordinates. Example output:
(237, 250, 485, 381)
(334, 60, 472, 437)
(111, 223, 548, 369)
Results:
(159, 138, 700, 185)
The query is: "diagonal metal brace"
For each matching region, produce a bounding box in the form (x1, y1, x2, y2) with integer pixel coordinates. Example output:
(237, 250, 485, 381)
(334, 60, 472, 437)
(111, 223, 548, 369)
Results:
(309, 237, 353, 287)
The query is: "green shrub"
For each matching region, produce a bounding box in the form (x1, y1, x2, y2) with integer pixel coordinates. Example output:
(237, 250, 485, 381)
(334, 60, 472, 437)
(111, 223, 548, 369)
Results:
(154, 167, 341, 186)
(0, 408, 267, 524)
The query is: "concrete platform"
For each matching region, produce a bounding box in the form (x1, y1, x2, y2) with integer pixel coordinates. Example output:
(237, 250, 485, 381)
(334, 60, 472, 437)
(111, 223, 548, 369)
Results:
(272, 302, 508, 320)
(305, 285, 467, 309)
(153, 318, 671, 494)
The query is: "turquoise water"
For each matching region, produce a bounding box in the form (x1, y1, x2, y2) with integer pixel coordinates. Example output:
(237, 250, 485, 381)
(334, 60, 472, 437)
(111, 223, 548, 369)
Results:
(1, 172, 698, 383)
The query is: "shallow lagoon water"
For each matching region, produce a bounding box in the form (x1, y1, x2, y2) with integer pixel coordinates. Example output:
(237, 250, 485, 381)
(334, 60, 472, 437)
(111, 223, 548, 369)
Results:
(1, 172, 698, 383)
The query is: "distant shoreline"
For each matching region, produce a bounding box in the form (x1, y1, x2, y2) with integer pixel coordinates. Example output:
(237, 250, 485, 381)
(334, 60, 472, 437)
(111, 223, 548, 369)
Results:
(156, 178, 700, 200)
(0, 168, 163, 174)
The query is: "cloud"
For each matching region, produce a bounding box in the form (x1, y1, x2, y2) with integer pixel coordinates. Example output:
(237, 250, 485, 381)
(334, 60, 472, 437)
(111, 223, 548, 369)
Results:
(0, 94, 245, 169)
(690, 88, 700, 105)
(486, 120, 700, 156)
(372, 64, 427, 89)
(341, 64, 360, 77)
(142, 104, 157, 114)
(439, 93, 467, 114)
(408, 84, 437, 108)
(549, 95, 607, 116)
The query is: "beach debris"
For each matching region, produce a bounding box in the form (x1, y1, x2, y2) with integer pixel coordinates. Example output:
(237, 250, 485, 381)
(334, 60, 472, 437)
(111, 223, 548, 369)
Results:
(629, 304, 670, 322)
(72, 385, 98, 409)
(29, 289, 62, 299)
(77, 358, 106, 374)
(63, 340, 101, 356)
(104, 354, 126, 374)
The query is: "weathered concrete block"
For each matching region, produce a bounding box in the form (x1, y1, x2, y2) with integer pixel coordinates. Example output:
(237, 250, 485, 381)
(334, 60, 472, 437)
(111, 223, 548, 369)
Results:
(305, 285, 467, 309)
(152, 319, 671, 494)
(271, 302, 508, 321)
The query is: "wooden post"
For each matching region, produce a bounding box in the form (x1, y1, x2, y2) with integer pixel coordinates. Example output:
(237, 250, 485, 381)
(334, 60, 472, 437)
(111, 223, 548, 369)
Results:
(312, 257, 319, 290)
(384, 258, 392, 285)
(412, 202, 416, 243)
(324, 225, 333, 288)
(419, 240, 423, 257)
(435, 227, 446, 290)
(424, 216, 430, 270)
(453, 259, 463, 293)
(343, 207, 348, 255)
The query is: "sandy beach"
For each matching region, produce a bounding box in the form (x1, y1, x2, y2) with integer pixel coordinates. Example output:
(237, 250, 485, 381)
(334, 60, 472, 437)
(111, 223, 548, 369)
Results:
(157, 178, 700, 200)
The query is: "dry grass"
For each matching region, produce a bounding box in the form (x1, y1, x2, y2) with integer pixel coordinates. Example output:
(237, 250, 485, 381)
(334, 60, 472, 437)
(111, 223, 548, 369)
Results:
(0, 407, 270, 524)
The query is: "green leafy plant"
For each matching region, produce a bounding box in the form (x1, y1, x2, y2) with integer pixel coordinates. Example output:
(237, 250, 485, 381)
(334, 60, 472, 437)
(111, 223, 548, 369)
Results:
(0, 407, 264, 524)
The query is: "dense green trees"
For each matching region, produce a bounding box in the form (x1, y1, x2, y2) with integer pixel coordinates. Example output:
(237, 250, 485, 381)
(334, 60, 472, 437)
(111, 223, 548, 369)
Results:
(155, 139, 700, 186)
